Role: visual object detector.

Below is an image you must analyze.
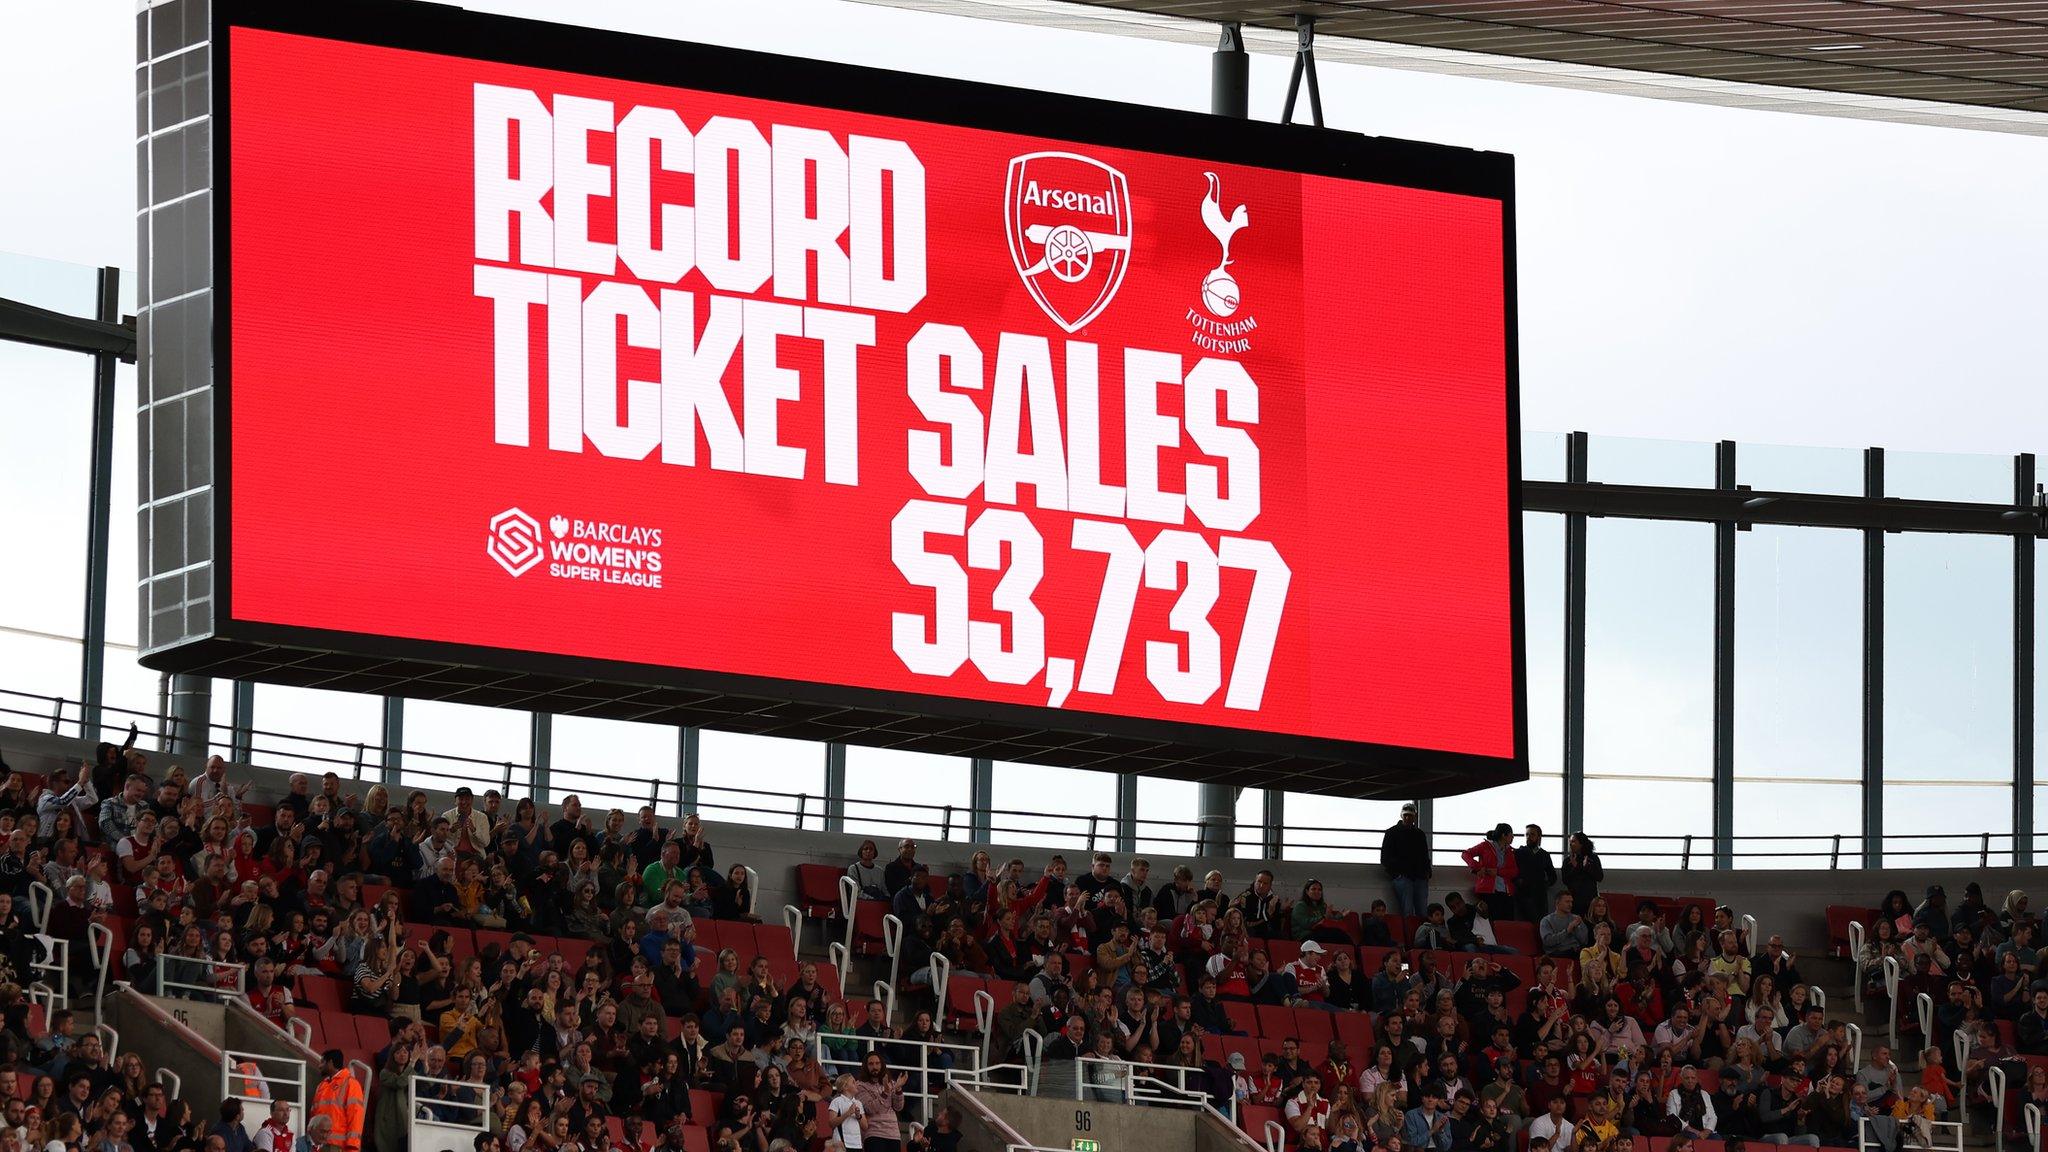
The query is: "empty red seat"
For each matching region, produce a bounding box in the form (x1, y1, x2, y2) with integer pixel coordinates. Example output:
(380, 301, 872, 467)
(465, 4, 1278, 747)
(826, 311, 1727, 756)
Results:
(795, 865, 844, 919)
(1493, 920, 1540, 956)
(1291, 1008, 1334, 1046)
(1224, 1001, 1260, 1036)
(1255, 1005, 1296, 1042)
(754, 923, 794, 962)
(847, 900, 890, 957)
(1333, 1011, 1373, 1055)
(680, 1127, 710, 1152)
(1825, 905, 1877, 957)
(1266, 940, 1302, 968)
(689, 1090, 723, 1123)
(318, 1011, 357, 1048)
(300, 977, 345, 1015)
(945, 974, 987, 1031)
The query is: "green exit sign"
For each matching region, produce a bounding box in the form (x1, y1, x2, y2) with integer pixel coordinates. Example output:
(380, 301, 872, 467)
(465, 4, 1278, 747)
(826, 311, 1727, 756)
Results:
(1073, 1141, 1101, 1152)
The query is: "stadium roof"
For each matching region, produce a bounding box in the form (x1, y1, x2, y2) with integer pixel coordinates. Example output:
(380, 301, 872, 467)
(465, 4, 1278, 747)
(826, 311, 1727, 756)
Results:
(854, 0, 2048, 135)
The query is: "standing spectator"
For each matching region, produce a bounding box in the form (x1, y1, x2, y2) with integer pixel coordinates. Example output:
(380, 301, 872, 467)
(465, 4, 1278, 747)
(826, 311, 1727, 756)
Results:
(309, 1050, 365, 1152)
(1561, 834, 1603, 915)
(1915, 886, 1951, 941)
(883, 840, 922, 899)
(1461, 825, 1519, 923)
(1380, 804, 1431, 919)
(1514, 826, 1557, 925)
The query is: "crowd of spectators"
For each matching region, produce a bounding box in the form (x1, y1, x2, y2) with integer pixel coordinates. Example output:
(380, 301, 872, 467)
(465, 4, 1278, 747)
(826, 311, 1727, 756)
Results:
(0, 739, 2037, 1152)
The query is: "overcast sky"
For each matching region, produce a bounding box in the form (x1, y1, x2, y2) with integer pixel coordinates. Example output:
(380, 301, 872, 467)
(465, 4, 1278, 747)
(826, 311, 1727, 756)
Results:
(7, 0, 2047, 457)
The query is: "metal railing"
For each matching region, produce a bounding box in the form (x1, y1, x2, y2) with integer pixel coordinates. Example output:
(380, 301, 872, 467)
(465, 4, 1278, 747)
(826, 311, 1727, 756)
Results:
(159, 952, 246, 1003)
(1860, 1114, 1962, 1152)
(809, 1030, 986, 1125)
(1074, 1056, 1217, 1116)
(221, 1050, 305, 1137)
(31, 935, 68, 1009)
(409, 1073, 491, 1133)
(7, 682, 2048, 868)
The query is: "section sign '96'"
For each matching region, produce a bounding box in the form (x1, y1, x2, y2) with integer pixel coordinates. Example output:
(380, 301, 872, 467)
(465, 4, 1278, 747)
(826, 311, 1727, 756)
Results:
(223, 17, 1519, 767)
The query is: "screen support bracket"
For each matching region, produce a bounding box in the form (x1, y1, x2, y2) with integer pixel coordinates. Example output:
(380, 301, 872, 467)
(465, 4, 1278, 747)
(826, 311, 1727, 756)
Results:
(1281, 15, 1326, 128)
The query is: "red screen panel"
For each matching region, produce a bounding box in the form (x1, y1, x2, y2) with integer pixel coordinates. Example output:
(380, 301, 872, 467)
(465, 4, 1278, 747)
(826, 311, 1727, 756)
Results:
(220, 17, 1518, 768)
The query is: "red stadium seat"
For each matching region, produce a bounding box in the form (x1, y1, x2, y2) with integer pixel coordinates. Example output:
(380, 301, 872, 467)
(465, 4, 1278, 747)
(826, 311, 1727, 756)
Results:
(355, 1015, 391, 1053)
(680, 1127, 710, 1152)
(1493, 920, 1540, 956)
(689, 1091, 723, 1124)
(693, 921, 732, 954)
(1224, 1001, 1260, 1036)
(1266, 940, 1302, 968)
(1241, 1104, 1287, 1148)
(1333, 1011, 1373, 1055)
(1290, 1007, 1334, 1046)
(555, 935, 596, 974)
(753, 923, 794, 963)
(847, 899, 890, 957)
(1256, 1004, 1296, 1041)
(796, 865, 844, 919)
(945, 975, 987, 1031)
(318, 1011, 358, 1049)
(1201, 1035, 1227, 1064)
(301, 977, 345, 1015)
(1826, 906, 1877, 957)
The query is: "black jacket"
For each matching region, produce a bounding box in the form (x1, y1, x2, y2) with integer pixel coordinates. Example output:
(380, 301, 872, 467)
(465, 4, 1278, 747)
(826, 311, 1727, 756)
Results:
(1381, 822, 1431, 879)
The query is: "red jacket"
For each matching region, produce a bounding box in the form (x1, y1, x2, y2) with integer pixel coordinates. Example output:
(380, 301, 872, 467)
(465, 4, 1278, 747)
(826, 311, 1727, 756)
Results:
(1462, 839, 1519, 895)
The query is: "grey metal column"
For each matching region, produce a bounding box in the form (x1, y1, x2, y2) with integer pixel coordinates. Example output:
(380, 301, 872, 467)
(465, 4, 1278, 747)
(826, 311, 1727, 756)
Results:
(79, 267, 121, 739)
(1712, 441, 1737, 868)
(230, 680, 255, 764)
(1116, 773, 1139, 853)
(1563, 431, 1590, 833)
(1416, 797, 1435, 874)
(823, 743, 846, 833)
(380, 697, 404, 784)
(2016, 454, 2037, 866)
(1262, 789, 1286, 860)
(1212, 22, 1248, 118)
(530, 713, 552, 801)
(1862, 448, 1885, 868)
(167, 675, 210, 758)
(1199, 20, 1250, 861)
(679, 728, 700, 816)
(968, 757, 994, 843)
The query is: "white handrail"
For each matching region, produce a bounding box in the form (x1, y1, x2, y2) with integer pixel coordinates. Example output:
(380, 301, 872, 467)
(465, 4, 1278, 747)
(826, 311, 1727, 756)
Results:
(1883, 954, 1902, 1052)
(1849, 920, 1867, 1013)
(973, 988, 996, 1068)
(88, 922, 113, 1018)
(743, 865, 760, 922)
(809, 1027, 986, 1124)
(31, 935, 68, 1009)
(1264, 1119, 1286, 1152)
(1954, 1027, 1974, 1135)
(930, 949, 953, 1021)
(1846, 1021, 1864, 1071)
(838, 873, 860, 964)
(27, 880, 52, 933)
(1917, 992, 1935, 1051)
(98, 1022, 119, 1058)
(2025, 1102, 2041, 1152)
(1021, 1028, 1045, 1095)
(287, 1017, 313, 1049)
(349, 1059, 373, 1092)
(828, 941, 850, 996)
(781, 903, 803, 961)
(1811, 985, 1826, 1011)
(882, 912, 906, 993)
(1992, 1064, 2010, 1152)
(1742, 913, 1760, 952)
(874, 978, 897, 1025)
(156, 1068, 182, 1100)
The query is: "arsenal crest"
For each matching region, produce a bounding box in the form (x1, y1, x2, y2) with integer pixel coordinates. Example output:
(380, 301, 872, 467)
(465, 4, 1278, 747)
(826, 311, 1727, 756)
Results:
(1004, 151, 1133, 334)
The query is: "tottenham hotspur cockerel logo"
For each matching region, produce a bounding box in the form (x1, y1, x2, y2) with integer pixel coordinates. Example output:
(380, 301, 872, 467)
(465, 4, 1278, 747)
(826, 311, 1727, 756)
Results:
(1200, 172, 1249, 317)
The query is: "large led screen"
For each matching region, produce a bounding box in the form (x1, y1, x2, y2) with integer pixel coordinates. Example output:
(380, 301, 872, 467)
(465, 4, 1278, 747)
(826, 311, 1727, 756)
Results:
(211, 4, 1523, 780)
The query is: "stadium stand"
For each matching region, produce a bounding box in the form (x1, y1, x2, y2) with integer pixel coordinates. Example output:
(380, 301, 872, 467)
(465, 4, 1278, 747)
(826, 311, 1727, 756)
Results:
(0, 732, 2037, 1152)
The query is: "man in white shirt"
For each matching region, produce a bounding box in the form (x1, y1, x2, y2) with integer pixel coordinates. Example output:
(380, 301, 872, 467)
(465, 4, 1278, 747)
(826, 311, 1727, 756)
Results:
(1528, 1094, 1575, 1148)
(1284, 1073, 1332, 1133)
(828, 1073, 866, 1150)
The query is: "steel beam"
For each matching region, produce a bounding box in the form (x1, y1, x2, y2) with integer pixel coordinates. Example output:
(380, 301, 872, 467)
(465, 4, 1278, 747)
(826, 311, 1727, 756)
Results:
(0, 293, 135, 361)
(2016, 454, 2037, 866)
(1863, 449, 1885, 868)
(1713, 441, 1737, 868)
(79, 268, 121, 740)
(1563, 432, 1589, 833)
